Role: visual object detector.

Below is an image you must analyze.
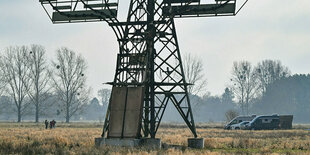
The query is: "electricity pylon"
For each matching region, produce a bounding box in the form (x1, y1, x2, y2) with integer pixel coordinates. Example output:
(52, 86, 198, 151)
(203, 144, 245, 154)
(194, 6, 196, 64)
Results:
(40, 0, 248, 143)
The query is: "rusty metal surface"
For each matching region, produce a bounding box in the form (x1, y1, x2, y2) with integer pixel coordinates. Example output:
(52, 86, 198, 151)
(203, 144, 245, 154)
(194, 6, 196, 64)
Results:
(108, 87, 126, 138)
(108, 86, 144, 138)
(123, 87, 144, 138)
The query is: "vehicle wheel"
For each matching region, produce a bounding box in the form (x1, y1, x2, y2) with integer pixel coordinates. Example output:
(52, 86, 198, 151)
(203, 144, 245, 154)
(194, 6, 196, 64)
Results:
(235, 127, 240, 130)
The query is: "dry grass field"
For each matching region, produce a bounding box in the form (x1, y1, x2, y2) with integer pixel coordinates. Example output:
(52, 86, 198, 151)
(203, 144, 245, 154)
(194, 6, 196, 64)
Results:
(0, 122, 309, 154)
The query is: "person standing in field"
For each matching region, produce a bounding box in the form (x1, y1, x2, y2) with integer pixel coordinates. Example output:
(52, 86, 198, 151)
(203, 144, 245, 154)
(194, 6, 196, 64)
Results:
(45, 120, 49, 129)
(50, 120, 53, 129)
(52, 120, 56, 128)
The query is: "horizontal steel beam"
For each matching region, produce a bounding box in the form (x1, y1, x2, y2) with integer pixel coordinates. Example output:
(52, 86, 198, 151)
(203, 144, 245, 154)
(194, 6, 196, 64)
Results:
(162, 3, 235, 17)
(52, 9, 117, 22)
(163, 0, 200, 4)
(109, 20, 167, 26)
(53, 5, 72, 10)
(84, 3, 118, 8)
(39, 0, 57, 2)
(154, 82, 193, 86)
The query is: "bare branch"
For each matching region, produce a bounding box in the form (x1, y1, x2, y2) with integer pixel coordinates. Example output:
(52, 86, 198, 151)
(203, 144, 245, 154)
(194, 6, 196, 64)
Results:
(254, 60, 291, 95)
(0, 46, 31, 122)
(24, 44, 52, 122)
(230, 61, 259, 115)
(182, 52, 207, 96)
(51, 47, 90, 123)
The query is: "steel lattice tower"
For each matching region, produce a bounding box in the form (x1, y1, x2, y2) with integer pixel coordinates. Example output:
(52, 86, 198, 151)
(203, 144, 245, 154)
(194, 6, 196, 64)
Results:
(107, 0, 199, 138)
(40, 0, 248, 142)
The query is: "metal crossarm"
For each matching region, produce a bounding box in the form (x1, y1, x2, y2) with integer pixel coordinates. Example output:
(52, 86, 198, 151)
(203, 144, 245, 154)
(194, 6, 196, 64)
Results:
(40, 0, 119, 23)
(162, 0, 236, 18)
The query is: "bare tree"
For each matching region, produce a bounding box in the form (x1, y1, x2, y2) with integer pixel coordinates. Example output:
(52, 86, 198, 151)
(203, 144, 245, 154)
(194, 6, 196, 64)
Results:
(0, 61, 8, 115)
(225, 109, 239, 122)
(0, 59, 7, 97)
(230, 61, 259, 115)
(25, 45, 51, 123)
(0, 46, 30, 122)
(182, 53, 207, 96)
(254, 60, 290, 94)
(97, 88, 111, 107)
(51, 47, 90, 123)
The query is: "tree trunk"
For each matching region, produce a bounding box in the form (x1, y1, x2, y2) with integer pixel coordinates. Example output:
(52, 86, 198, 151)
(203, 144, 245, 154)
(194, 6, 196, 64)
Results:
(35, 83, 40, 123)
(35, 104, 39, 123)
(66, 115, 69, 123)
(66, 103, 70, 123)
(18, 107, 21, 122)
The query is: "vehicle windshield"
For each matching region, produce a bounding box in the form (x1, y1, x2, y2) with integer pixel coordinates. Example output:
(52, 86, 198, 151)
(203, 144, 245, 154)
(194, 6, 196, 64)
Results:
(250, 116, 260, 124)
(227, 119, 238, 125)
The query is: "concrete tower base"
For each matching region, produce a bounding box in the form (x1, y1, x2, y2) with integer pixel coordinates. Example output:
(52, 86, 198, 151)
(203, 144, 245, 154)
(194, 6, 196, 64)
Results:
(95, 137, 161, 148)
(141, 138, 161, 149)
(188, 138, 204, 149)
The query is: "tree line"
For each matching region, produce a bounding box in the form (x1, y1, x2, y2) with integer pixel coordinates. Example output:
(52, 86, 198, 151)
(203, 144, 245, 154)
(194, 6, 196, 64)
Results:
(252, 74, 310, 123)
(0, 45, 90, 123)
(158, 53, 307, 123)
(1, 46, 308, 123)
(185, 57, 310, 123)
(229, 60, 290, 115)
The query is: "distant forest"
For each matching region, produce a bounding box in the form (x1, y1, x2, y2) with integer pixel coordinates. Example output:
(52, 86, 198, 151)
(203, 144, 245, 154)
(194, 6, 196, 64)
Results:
(0, 45, 309, 124)
(186, 74, 310, 123)
(1, 74, 309, 123)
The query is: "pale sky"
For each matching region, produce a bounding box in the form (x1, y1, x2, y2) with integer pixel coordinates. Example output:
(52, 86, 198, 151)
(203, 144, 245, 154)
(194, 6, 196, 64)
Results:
(0, 0, 310, 98)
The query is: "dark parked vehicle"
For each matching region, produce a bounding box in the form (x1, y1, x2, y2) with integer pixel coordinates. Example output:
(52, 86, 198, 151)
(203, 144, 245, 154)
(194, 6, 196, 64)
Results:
(246, 115, 280, 130)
